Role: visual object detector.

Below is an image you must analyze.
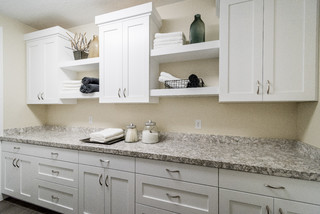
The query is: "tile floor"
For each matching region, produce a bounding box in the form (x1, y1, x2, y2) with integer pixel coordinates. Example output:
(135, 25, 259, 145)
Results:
(0, 197, 60, 214)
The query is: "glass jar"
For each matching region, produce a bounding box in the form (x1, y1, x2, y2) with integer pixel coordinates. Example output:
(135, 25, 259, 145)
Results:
(125, 123, 138, 143)
(142, 120, 159, 144)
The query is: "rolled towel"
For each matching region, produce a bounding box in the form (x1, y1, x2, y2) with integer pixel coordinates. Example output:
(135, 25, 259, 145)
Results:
(82, 77, 99, 85)
(80, 84, 99, 93)
(90, 128, 124, 141)
(155, 32, 185, 39)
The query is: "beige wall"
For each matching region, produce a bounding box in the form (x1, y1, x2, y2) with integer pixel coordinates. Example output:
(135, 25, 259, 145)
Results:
(46, 0, 298, 139)
(0, 14, 46, 129)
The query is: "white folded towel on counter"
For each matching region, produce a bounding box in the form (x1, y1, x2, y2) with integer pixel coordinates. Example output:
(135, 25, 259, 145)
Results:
(89, 128, 124, 143)
(155, 32, 185, 39)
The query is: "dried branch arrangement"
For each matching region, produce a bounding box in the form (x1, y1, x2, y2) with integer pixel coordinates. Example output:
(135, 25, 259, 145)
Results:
(66, 32, 91, 53)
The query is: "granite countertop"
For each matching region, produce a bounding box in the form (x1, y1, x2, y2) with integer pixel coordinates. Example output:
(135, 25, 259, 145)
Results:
(1, 126, 320, 182)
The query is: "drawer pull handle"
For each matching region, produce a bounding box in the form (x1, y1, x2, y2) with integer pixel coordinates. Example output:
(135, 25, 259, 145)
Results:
(100, 159, 110, 164)
(52, 170, 59, 175)
(166, 193, 180, 199)
(266, 205, 270, 214)
(51, 152, 59, 156)
(16, 159, 20, 168)
(118, 88, 121, 98)
(256, 80, 260, 95)
(99, 174, 103, 186)
(51, 195, 59, 202)
(14, 147, 20, 150)
(105, 175, 109, 187)
(12, 158, 17, 167)
(279, 208, 283, 214)
(264, 184, 285, 189)
(166, 169, 180, 173)
(267, 80, 271, 94)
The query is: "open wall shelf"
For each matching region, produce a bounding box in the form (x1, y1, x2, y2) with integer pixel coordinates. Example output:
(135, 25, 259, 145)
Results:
(59, 57, 99, 72)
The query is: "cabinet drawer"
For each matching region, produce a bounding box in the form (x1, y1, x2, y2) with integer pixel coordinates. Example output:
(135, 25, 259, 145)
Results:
(136, 158, 218, 186)
(36, 158, 78, 188)
(136, 174, 218, 214)
(36, 180, 78, 214)
(79, 151, 135, 172)
(219, 169, 320, 205)
(136, 204, 178, 214)
(2, 141, 78, 163)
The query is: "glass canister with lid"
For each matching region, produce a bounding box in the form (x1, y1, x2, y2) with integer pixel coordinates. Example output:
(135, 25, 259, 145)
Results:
(125, 123, 138, 143)
(142, 120, 159, 144)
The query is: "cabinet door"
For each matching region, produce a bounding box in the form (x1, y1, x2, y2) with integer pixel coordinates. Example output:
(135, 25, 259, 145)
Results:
(122, 16, 149, 103)
(99, 23, 123, 103)
(136, 204, 177, 214)
(26, 40, 44, 104)
(105, 169, 135, 214)
(79, 165, 105, 214)
(42, 37, 59, 102)
(18, 154, 36, 203)
(2, 152, 19, 196)
(274, 198, 320, 214)
(263, 0, 319, 101)
(219, 0, 264, 102)
(220, 189, 273, 214)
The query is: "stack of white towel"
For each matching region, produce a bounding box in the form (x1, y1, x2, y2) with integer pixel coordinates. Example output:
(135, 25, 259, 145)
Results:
(158, 71, 187, 88)
(153, 32, 186, 49)
(89, 128, 124, 143)
(62, 80, 81, 91)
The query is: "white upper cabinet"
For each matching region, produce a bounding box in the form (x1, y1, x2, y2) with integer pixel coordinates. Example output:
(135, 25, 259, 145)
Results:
(24, 26, 76, 104)
(219, 0, 319, 102)
(96, 3, 161, 103)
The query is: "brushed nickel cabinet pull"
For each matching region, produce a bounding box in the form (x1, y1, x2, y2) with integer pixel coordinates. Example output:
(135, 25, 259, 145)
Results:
(123, 88, 126, 98)
(266, 205, 270, 214)
(105, 175, 109, 187)
(166, 169, 180, 173)
(51, 152, 59, 156)
(264, 184, 285, 189)
(166, 193, 180, 199)
(12, 158, 17, 167)
(14, 147, 20, 150)
(267, 80, 271, 94)
(256, 80, 260, 95)
(41, 92, 44, 100)
(100, 159, 110, 164)
(37, 93, 40, 100)
(99, 174, 103, 186)
(51, 195, 59, 202)
(52, 170, 59, 175)
(279, 208, 283, 214)
(118, 88, 121, 98)
(16, 159, 20, 168)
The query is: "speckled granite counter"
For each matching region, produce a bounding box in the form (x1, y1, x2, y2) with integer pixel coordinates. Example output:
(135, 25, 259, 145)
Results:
(1, 126, 320, 182)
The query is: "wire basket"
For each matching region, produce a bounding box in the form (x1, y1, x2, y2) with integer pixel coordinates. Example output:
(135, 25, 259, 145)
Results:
(164, 78, 204, 89)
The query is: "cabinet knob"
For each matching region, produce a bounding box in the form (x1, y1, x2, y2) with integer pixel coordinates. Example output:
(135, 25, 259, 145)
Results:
(123, 88, 126, 98)
(118, 88, 121, 98)
(256, 80, 260, 95)
(266, 80, 271, 94)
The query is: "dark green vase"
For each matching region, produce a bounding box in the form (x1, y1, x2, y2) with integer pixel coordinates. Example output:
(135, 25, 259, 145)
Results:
(189, 14, 205, 44)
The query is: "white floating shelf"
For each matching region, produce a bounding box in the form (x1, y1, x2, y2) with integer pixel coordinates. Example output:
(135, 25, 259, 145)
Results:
(59, 57, 99, 72)
(151, 40, 220, 63)
(60, 92, 99, 99)
(150, 87, 219, 97)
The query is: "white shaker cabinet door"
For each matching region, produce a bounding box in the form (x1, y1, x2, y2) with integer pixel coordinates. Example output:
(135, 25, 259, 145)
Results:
(99, 23, 123, 103)
(122, 16, 149, 103)
(274, 198, 320, 214)
(2, 152, 19, 196)
(219, 189, 273, 214)
(219, 0, 264, 102)
(26, 40, 44, 103)
(263, 0, 319, 101)
(79, 165, 105, 214)
(105, 169, 135, 214)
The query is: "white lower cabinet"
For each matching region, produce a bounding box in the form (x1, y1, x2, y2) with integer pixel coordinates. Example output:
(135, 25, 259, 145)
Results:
(136, 204, 177, 214)
(274, 198, 320, 214)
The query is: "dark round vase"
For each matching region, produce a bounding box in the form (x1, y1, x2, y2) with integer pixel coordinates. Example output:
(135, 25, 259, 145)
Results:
(189, 14, 205, 44)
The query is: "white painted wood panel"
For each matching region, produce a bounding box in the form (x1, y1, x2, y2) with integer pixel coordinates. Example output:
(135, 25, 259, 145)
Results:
(219, 169, 320, 205)
(219, 189, 273, 214)
(274, 198, 320, 214)
(105, 169, 135, 214)
(263, 0, 319, 101)
(79, 165, 105, 214)
(219, 0, 263, 102)
(136, 174, 218, 214)
(136, 204, 177, 214)
(136, 158, 218, 186)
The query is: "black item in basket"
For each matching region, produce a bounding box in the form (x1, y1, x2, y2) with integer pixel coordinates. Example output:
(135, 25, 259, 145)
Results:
(164, 76, 204, 89)
(187, 74, 204, 88)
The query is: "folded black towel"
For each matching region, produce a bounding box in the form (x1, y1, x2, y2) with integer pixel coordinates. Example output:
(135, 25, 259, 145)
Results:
(80, 84, 99, 93)
(82, 77, 99, 85)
